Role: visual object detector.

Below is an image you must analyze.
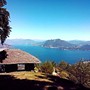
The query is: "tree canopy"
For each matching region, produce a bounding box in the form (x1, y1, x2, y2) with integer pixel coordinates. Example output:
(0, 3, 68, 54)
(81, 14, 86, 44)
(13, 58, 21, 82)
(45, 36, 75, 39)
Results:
(0, 0, 11, 44)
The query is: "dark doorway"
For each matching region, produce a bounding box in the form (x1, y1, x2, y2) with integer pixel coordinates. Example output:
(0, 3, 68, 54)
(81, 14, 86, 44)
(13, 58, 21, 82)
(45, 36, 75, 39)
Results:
(5, 64, 17, 72)
(25, 64, 34, 71)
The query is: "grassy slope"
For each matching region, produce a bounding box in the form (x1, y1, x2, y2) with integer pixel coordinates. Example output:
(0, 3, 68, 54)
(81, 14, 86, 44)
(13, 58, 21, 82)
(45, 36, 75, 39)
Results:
(0, 71, 89, 90)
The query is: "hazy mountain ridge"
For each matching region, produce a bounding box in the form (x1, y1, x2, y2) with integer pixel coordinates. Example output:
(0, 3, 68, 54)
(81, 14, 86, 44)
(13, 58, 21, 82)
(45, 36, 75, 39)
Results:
(42, 39, 90, 50)
(42, 39, 76, 49)
(0, 44, 11, 48)
(5, 39, 44, 46)
(68, 40, 90, 46)
(5, 39, 90, 50)
(79, 45, 90, 50)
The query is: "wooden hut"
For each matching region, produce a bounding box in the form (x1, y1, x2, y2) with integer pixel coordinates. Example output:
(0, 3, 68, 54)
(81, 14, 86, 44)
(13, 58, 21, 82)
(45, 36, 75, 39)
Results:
(0, 48, 41, 72)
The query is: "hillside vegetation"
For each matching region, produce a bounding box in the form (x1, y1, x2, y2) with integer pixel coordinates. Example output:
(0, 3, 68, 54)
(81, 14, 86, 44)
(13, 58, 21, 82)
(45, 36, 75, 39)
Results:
(0, 60, 90, 90)
(36, 60, 90, 89)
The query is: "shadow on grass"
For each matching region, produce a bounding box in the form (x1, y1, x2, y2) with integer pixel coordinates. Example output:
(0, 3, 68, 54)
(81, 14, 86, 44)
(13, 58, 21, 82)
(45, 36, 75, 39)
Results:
(0, 74, 89, 90)
(46, 75, 90, 90)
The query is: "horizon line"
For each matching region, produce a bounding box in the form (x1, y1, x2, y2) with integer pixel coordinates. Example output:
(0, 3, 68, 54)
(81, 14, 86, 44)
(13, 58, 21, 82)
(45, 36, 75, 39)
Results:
(7, 38, 90, 41)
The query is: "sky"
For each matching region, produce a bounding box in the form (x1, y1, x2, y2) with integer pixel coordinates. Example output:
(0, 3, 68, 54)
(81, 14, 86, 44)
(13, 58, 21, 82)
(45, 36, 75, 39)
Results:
(5, 0, 90, 40)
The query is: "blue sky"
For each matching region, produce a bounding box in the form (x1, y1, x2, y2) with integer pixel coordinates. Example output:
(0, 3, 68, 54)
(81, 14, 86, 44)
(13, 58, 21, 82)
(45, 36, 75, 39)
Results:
(5, 0, 90, 40)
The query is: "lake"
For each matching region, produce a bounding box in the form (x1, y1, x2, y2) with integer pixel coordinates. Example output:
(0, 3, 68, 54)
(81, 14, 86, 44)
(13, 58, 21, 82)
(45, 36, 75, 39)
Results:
(13, 45, 90, 64)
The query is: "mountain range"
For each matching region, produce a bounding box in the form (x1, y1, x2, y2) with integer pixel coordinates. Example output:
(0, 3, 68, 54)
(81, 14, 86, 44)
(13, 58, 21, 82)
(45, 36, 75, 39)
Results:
(4, 39, 90, 50)
(68, 40, 90, 46)
(5, 39, 44, 46)
(42, 39, 76, 49)
(42, 39, 90, 50)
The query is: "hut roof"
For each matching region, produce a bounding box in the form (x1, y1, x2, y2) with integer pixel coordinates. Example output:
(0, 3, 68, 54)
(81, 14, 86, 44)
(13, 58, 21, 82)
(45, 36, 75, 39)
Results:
(0, 49, 41, 64)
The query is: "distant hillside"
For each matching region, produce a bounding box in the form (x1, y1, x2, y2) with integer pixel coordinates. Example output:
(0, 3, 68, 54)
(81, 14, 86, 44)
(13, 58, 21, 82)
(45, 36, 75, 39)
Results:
(5, 39, 44, 46)
(5, 39, 35, 45)
(0, 44, 11, 48)
(42, 39, 90, 50)
(5, 39, 90, 50)
(79, 45, 90, 50)
(43, 39, 75, 49)
(68, 40, 90, 46)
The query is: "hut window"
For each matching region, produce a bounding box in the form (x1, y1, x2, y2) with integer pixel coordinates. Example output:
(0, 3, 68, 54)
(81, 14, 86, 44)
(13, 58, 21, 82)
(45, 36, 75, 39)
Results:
(18, 64, 25, 70)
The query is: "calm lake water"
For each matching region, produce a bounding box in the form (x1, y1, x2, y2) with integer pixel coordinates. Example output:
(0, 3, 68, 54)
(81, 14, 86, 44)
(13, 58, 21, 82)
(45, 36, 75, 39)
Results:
(13, 45, 90, 64)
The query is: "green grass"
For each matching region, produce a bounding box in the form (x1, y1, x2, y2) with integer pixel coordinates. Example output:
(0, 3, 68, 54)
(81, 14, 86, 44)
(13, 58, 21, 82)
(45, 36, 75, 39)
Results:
(9, 71, 53, 82)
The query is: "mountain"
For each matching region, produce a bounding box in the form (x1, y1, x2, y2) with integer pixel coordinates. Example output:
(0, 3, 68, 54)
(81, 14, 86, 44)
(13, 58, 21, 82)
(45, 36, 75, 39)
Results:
(0, 44, 11, 48)
(5, 39, 35, 45)
(42, 39, 76, 49)
(5, 39, 44, 46)
(68, 40, 90, 46)
(5, 39, 90, 50)
(42, 39, 90, 50)
(79, 45, 90, 50)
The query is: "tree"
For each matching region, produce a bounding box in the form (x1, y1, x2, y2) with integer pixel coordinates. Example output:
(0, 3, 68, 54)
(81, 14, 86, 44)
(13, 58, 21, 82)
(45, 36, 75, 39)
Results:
(57, 60, 69, 71)
(68, 60, 90, 88)
(0, 0, 11, 44)
(0, 0, 7, 7)
(40, 61, 54, 74)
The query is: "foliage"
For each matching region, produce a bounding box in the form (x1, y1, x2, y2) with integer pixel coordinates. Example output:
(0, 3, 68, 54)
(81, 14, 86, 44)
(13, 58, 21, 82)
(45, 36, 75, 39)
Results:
(67, 61, 90, 88)
(57, 60, 69, 72)
(60, 71, 69, 79)
(34, 67, 39, 72)
(35, 60, 90, 88)
(0, 0, 7, 7)
(0, 0, 11, 44)
(34, 63, 42, 72)
(40, 61, 55, 74)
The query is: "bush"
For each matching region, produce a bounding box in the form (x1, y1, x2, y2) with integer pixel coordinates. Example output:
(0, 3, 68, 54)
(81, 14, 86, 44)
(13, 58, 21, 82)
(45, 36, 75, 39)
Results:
(57, 60, 69, 71)
(60, 71, 69, 79)
(40, 61, 54, 74)
(67, 61, 90, 88)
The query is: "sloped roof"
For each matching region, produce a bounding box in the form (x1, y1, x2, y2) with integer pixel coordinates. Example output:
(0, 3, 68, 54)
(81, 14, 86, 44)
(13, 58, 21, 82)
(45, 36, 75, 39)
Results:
(0, 49, 41, 64)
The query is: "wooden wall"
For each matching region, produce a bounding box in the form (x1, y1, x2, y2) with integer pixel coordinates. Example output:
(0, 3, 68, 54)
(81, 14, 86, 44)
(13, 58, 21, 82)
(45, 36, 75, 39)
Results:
(0, 63, 35, 72)
(5, 64, 17, 72)
(25, 64, 34, 71)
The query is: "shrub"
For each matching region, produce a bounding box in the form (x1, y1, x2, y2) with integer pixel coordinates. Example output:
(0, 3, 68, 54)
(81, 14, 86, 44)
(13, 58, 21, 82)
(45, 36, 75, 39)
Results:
(68, 60, 90, 88)
(60, 71, 69, 79)
(40, 61, 54, 74)
(58, 60, 69, 71)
